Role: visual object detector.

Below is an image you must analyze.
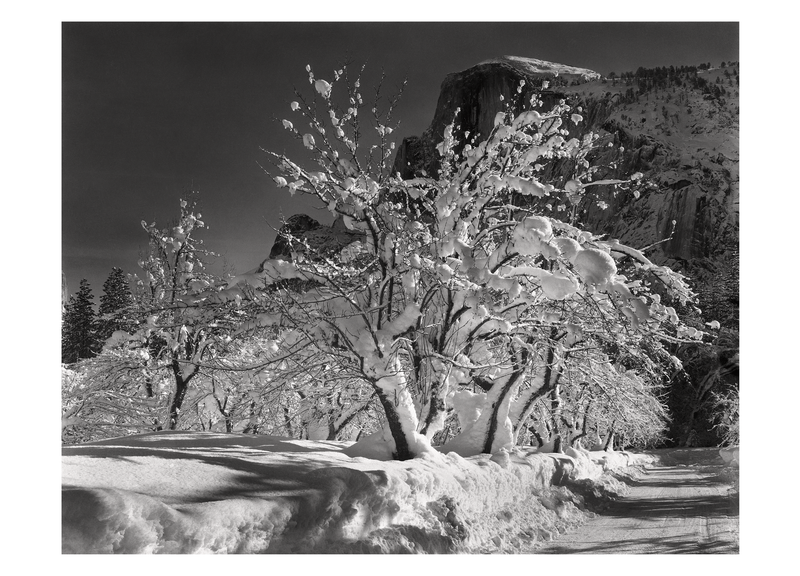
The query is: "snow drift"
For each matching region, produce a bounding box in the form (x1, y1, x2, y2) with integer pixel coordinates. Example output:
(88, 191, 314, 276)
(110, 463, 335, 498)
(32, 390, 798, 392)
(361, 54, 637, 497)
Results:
(62, 432, 652, 553)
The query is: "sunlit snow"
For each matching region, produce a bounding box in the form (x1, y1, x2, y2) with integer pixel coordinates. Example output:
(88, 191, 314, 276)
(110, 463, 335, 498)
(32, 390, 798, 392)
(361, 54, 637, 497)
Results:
(62, 431, 651, 554)
(478, 56, 602, 82)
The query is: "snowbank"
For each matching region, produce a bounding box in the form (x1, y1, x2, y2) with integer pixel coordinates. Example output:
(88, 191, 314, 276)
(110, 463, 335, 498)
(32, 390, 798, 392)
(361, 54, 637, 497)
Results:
(720, 446, 739, 467)
(62, 432, 650, 553)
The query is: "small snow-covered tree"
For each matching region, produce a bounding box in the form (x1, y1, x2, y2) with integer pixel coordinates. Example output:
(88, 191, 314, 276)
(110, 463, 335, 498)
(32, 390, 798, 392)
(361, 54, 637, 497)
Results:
(133, 196, 249, 430)
(710, 384, 739, 447)
(63, 197, 261, 437)
(61, 344, 164, 443)
(229, 64, 702, 459)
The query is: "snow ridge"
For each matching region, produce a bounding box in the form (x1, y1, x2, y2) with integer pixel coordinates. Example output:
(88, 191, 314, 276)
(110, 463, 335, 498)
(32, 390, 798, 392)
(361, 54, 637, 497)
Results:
(479, 56, 601, 81)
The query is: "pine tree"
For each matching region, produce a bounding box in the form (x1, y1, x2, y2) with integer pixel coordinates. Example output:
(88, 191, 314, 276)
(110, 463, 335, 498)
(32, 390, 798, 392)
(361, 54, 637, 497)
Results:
(698, 247, 739, 329)
(61, 279, 98, 364)
(97, 267, 135, 343)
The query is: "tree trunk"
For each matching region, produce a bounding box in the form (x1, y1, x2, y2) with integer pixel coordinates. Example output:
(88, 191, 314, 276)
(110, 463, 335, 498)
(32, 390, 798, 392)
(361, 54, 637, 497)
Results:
(371, 356, 430, 461)
(509, 331, 564, 441)
(531, 427, 545, 447)
(375, 388, 413, 461)
(327, 396, 371, 441)
(420, 389, 447, 437)
(511, 381, 552, 441)
(570, 403, 591, 447)
(604, 422, 616, 451)
(212, 386, 234, 433)
(283, 406, 294, 437)
(168, 357, 198, 430)
(549, 384, 564, 453)
(243, 401, 260, 434)
(168, 372, 189, 430)
(167, 335, 204, 431)
(482, 369, 525, 454)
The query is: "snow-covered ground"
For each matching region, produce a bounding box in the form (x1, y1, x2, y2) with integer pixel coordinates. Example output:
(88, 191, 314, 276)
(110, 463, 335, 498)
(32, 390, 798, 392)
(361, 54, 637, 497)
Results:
(62, 431, 652, 554)
(479, 56, 601, 81)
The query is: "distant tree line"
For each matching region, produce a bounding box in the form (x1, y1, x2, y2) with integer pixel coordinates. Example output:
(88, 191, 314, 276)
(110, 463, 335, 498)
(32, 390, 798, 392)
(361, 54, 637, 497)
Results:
(606, 63, 737, 104)
(61, 267, 135, 364)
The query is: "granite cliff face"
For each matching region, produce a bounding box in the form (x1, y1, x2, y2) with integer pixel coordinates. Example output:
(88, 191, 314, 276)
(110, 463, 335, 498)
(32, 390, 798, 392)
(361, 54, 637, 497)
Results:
(394, 57, 598, 180)
(394, 56, 739, 284)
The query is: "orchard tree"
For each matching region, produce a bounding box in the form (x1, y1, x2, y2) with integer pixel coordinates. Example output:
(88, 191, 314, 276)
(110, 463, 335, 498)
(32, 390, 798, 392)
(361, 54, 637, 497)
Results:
(133, 195, 250, 429)
(669, 327, 738, 446)
(199, 331, 380, 438)
(65, 196, 263, 434)
(220, 64, 703, 460)
(62, 279, 98, 364)
(710, 385, 739, 447)
(62, 196, 349, 440)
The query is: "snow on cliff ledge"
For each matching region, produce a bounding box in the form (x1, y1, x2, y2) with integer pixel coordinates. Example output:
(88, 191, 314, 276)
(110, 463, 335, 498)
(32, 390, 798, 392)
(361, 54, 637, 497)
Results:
(479, 56, 602, 81)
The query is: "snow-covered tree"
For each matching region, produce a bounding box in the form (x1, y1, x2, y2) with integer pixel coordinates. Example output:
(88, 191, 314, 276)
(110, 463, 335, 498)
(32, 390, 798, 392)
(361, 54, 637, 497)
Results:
(668, 327, 739, 446)
(61, 345, 164, 443)
(62, 279, 99, 364)
(132, 196, 248, 430)
(227, 64, 702, 460)
(201, 336, 380, 439)
(710, 385, 739, 447)
(62, 196, 260, 438)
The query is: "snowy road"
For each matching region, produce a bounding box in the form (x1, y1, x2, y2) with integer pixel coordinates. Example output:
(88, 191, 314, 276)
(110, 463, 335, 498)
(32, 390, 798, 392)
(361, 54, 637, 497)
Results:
(536, 448, 739, 554)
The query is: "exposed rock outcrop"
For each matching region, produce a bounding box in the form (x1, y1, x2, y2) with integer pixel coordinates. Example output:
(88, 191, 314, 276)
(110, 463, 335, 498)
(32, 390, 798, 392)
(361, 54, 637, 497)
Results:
(393, 57, 591, 180)
(267, 214, 362, 262)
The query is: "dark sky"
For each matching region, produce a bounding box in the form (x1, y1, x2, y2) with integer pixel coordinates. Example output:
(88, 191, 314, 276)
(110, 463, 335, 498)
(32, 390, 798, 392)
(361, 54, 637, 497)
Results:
(62, 22, 739, 297)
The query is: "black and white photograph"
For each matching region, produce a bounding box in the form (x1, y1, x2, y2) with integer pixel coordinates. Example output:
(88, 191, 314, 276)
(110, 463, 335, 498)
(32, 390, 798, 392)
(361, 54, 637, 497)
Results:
(43, 9, 760, 560)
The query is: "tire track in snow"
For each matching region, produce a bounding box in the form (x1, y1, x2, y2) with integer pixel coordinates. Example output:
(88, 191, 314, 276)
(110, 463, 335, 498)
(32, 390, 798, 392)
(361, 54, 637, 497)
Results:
(535, 449, 739, 554)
